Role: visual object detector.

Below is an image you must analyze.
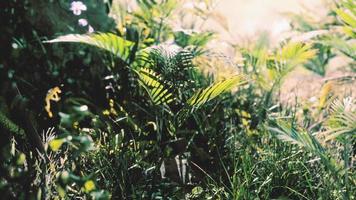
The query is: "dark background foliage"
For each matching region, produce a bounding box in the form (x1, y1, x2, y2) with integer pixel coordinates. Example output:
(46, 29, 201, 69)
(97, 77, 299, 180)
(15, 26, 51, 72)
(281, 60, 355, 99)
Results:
(0, 0, 116, 198)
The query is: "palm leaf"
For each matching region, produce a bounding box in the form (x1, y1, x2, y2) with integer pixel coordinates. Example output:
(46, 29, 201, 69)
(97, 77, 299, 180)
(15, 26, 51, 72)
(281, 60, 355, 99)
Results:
(175, 49, 194, 69)
(321, 97, 356, 141)
(267, 42, 317, 82)
(133, 49, 155, 69)
(276, 42, 317, 69)
(322, 37, 356, 59)
(136, 68, 174, 105)
(134, 45, 193, 73)
(335, 8, 356, 28)
(341, 0, 356, 16)
(269, 120, 325, 153)
(187, 74, 247, 108)
(45, 32, 135, 62)
(268, 120, 341, 174)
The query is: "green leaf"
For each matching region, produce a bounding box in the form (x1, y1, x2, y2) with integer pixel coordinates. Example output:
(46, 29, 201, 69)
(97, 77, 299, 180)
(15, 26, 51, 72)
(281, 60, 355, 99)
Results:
(136, 68, 175, 105)
(322, 36, 356, 59)
(187, 74, 247, 108)
(269, 120, 325, 153)
(45, 32, 135, 62)
(321, 97, 356, 141)
(268, 120, 341, 174)
(277, 42, 317, 68)
(268, 42, 317, 82)
(335, 8, 356, 28)
(174, 31, 214, 48)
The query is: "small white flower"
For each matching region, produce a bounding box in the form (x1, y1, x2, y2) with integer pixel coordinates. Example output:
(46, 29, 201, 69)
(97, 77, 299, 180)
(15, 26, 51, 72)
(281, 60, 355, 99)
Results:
(88, 25, 94, 33)
(309, 96, 317, 103)
(70, 1, 87, 16)
(78, 18, 88, 26)
(79, 105, 88, 112)
(12, 43, 19, 49)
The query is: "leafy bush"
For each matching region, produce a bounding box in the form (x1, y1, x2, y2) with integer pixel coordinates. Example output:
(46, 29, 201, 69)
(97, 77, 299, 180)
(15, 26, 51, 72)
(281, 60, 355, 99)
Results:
(0, 0, 355, 199)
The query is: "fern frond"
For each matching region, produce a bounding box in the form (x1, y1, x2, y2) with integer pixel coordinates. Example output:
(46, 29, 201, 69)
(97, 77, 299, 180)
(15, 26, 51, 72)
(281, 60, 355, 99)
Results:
(45, 32, 135, 62)
(277, 42, 317, 69)
(321, 37, 356, 59)
(187, 74, 247, 108)
(134, 45, 193, 74)
(268, 120, 341, 173)
(267, 42, 317, 82)
(175, 49, 194, 69)
(136, 68, 174, 105)
(133, 49, 155, 69)
(269, 120, 325, 153)
(321, 97, 356, 141)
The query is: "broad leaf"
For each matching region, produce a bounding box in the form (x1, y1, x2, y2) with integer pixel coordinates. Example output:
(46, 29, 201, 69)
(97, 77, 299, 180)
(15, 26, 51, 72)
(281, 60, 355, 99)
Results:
(187, 74, 247, 108)
(45, 32, 135, 62)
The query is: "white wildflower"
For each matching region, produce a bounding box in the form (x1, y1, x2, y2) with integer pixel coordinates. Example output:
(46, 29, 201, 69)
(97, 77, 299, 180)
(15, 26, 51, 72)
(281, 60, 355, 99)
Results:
(88, 25, 94, 33)
(78, 18, 88, 26)
(79, 105, 88, 112)
(70, 1, 87, 16)
(309, 96, 317, 103)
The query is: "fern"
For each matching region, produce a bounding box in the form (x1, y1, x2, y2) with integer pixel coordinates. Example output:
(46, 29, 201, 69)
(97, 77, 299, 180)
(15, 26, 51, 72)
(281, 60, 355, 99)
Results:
(45, 32, 135, 62)
(174, 74, 247, 126)
(187, 74, 247, 108)
(322, 37, 356, 59)
(136, 68, 174, 105)
(133, 49, 155, 69)
(266, 42, 317, 84)
(175, 49, 193, 69)
(321, 97, 356, 141)
(269, 120, 325, 153)
(276, 42, 317, 70)
(135, 45, 193, 76)
(268, 120, 341, 174)
(134, 45, 194, 99)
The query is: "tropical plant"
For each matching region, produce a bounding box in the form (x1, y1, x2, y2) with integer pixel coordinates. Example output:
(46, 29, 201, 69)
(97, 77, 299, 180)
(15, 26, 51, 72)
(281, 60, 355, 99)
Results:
(268, 96, 356, 199)
(1, 0, 355, 199)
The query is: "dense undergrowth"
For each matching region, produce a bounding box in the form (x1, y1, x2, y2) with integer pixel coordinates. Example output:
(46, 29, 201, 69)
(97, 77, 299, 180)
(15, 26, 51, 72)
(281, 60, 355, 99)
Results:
(0, 0, 355, 199)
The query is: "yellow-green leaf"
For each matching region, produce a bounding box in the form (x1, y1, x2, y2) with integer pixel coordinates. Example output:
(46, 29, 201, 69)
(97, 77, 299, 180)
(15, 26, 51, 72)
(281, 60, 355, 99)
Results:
(335, 8, 356, 28)
(45, 33, 135, 62)
(137, 68, 174, 105)
(49, 138, 65, 151)
(17, 153, 26, 165)
(188, 74, 247, 108)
